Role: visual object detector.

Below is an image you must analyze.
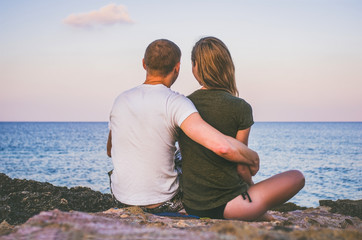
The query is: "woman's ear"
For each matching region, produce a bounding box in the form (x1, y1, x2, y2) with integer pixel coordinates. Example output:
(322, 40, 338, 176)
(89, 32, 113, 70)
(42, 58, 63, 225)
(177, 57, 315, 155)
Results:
(192, 62, 203, 86)
(192, 62, 199, 78)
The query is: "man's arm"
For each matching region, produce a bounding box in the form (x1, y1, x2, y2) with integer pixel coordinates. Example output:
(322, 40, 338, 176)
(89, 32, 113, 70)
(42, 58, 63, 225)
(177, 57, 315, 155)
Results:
(107, 130, 112, 157)
(180, 113, 259, 175)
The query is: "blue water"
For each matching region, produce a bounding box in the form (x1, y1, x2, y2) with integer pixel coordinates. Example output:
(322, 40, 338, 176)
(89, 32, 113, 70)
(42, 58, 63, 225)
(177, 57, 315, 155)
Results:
(0, 122, 361, 207)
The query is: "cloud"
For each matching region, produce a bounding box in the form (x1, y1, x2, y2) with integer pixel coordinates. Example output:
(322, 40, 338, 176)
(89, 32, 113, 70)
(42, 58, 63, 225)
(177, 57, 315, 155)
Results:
(63, 4, 133, 28)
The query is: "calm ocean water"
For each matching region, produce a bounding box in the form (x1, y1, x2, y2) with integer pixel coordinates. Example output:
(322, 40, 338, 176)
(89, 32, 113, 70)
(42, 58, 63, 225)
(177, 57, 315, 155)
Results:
(0, 122, 361, 207)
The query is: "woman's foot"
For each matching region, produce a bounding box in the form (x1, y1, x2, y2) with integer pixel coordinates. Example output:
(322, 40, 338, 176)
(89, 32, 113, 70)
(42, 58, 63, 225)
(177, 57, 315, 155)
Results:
(255, 212, 276, 222)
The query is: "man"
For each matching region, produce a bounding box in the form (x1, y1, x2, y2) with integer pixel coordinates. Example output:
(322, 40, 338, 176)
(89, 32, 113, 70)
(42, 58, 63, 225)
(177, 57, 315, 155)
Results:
(107, 39, 259, 213)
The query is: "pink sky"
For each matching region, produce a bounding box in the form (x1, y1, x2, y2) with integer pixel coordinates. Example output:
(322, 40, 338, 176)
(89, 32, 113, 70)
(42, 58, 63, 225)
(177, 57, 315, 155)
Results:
(1, 0, 361, 121)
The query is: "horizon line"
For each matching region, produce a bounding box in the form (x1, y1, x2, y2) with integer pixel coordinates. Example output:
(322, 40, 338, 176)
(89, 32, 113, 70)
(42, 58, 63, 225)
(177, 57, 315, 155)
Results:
(1, 121, 361, 123)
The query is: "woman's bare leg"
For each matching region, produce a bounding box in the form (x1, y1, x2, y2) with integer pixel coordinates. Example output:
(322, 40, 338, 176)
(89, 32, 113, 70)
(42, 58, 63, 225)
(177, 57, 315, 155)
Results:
(224, 170, 305, 221)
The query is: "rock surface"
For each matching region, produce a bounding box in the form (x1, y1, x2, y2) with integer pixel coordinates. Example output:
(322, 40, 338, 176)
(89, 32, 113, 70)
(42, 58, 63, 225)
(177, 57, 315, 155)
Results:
(0, 173, 124, 225)
(320, 199, 362, 219)
(1, 207, 361, 240)
(1, 173, 361, 239)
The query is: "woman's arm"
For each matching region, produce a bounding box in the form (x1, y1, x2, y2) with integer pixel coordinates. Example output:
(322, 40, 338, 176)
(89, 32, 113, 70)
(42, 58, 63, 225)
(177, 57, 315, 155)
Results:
(236, 128, 250, 146)
(236, 128, 254, 185)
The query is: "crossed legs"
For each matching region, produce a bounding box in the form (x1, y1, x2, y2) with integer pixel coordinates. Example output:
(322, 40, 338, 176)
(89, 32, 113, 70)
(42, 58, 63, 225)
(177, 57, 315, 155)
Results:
(223, 170, 305, 221)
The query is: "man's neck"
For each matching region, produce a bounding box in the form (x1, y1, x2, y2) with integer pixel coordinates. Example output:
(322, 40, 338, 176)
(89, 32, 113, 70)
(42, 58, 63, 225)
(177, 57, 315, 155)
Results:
(144, 74, 172, 88)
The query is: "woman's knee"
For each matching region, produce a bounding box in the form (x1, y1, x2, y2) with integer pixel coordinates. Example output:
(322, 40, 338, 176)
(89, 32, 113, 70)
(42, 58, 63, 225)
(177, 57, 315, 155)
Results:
(289, 170, 305, 189)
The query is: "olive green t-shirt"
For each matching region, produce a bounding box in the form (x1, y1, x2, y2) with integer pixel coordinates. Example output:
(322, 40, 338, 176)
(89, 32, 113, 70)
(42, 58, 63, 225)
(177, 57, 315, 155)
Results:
(179, 89, 254, 210)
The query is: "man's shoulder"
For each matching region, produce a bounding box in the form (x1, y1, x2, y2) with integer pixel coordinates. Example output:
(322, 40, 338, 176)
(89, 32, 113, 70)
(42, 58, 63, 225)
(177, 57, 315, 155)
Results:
(121, 84, 177, 96)
(115, 85, 139, 96)
(113, 84, 189, 106)
(114, 85, 151, 100)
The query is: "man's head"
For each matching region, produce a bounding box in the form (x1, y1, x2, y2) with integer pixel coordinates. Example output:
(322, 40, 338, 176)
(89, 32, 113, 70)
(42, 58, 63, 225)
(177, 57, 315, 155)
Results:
(143, 39, 181, 77)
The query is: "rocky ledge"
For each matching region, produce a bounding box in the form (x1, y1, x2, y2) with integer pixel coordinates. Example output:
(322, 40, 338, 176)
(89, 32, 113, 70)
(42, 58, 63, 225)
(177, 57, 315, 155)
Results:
(1, 173, 361, 239)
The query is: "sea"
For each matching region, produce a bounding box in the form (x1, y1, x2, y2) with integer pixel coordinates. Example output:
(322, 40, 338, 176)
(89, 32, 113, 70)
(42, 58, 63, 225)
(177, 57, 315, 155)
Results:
(0, 122, 361, 208)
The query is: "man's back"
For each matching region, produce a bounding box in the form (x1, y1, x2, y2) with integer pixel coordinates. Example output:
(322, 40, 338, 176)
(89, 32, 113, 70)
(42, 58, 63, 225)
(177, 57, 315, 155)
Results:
(109, 84, 196, 205)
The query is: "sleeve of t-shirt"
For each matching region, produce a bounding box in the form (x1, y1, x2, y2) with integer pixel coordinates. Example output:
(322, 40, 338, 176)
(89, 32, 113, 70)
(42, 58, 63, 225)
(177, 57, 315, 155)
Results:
(168, 93, 198, 127)
(108, 97, 118, 131)
(238, 100, 254, 130)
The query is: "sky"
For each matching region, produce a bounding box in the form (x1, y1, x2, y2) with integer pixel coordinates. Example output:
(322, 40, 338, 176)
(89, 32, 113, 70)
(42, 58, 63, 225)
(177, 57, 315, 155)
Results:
(0, 0, 361, 122)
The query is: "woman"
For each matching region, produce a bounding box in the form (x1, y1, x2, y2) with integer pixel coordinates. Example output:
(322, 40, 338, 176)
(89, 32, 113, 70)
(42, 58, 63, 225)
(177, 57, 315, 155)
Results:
(178, 37, 305, 221)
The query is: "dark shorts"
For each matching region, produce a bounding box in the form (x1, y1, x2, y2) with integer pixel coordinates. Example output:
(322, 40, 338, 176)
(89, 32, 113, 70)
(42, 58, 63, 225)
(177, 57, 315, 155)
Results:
(183, 191, 252, 219)
(184, 203, 227, 219)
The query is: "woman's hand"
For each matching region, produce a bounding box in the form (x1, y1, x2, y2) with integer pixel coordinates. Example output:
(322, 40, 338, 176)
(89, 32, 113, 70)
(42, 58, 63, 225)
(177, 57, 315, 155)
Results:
(237, 164, 254, 186)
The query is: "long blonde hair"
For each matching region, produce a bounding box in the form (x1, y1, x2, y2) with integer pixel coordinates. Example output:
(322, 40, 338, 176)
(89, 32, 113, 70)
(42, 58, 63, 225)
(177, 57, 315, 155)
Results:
(191, 37, 238, 96)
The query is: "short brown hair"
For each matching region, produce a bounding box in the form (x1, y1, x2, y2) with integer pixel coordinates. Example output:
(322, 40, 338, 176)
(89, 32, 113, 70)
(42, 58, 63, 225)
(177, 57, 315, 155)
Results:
(191, 37, 238, 96)
(144, 39, 181, 77)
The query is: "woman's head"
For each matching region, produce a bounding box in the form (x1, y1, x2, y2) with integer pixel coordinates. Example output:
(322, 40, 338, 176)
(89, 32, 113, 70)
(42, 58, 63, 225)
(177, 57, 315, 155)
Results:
(191, 37, 238, 96)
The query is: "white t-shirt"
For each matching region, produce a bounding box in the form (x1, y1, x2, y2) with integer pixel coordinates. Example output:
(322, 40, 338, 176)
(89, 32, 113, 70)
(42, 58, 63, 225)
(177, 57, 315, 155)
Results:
(109, 84, 197, 205)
